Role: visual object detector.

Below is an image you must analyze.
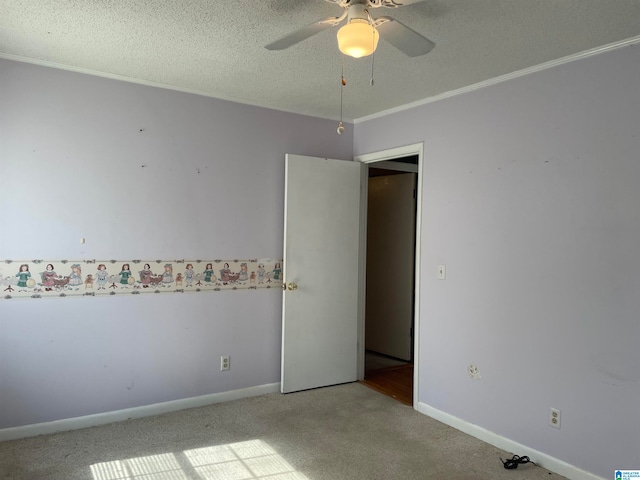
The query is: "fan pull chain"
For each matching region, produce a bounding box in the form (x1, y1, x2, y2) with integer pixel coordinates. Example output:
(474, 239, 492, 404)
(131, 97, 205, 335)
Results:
(370, 18, 376, 86)
(370, 40, 375, 86)
(337, 56, 345, 135)
(367, 9, 375, 86)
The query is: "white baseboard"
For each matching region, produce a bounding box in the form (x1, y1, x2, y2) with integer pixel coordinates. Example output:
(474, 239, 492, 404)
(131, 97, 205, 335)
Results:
(417, 402, 605, 480)
(0, 383, 281, 442)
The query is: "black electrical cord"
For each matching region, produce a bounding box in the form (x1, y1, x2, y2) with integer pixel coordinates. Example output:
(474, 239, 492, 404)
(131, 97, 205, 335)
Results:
(500, 454, 536, 469)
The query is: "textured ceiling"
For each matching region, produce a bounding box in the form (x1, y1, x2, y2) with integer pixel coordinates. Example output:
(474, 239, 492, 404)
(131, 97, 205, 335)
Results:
(1, 0, 639, 121)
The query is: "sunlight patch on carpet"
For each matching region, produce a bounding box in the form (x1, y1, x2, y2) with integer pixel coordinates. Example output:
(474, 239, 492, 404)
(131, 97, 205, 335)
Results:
(90, 439, 309, 480)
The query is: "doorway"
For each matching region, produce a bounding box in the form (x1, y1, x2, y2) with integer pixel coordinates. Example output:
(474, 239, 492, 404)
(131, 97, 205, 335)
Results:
(356, 143, 423, 408)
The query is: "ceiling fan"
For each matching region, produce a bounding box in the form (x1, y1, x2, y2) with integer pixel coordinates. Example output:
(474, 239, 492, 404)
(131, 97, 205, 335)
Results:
(265, 0, 436, 58)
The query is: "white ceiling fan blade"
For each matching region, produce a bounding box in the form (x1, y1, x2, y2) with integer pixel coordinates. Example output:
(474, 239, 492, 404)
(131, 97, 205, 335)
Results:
(368, 0, 429, 8)
(265, 15, 345, 50)
(374, 16, 435, 57)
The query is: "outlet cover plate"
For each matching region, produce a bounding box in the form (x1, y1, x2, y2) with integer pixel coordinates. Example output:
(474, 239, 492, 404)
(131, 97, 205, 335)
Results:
(550, 407, 561, 429)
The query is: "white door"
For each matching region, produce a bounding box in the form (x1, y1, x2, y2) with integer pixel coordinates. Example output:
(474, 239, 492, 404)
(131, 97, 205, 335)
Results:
(281, 154, 362, 393)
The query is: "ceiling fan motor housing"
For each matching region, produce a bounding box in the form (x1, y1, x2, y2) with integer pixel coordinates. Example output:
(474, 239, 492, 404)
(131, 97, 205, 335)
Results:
(347, 3, 370, 22)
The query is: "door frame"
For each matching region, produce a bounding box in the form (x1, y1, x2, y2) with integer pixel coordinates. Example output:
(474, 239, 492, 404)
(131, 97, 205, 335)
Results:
(355, 142, 424, 409)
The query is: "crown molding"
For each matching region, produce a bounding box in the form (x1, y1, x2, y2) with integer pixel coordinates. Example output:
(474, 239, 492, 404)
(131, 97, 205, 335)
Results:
(354, 35, 640, 124)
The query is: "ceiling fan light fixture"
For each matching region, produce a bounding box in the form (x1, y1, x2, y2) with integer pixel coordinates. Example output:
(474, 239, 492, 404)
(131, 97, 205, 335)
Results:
(337, 19, 379, 58)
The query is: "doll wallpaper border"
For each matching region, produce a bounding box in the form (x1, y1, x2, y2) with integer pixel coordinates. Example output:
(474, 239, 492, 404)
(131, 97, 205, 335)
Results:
(1, 259, 283, 299)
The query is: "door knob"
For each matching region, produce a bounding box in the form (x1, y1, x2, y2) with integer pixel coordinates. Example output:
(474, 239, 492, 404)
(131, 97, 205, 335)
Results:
(287, 282, 298, 291)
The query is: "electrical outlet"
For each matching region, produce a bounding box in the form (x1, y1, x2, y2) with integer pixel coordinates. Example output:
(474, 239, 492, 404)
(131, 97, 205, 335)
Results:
(220, 355, 230, 371)
(549, 407, 561, 429)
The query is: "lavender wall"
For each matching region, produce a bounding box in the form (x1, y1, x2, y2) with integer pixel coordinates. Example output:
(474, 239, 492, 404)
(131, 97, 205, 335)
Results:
(354, 44, 640, 478)
(0, 59, 353, 428)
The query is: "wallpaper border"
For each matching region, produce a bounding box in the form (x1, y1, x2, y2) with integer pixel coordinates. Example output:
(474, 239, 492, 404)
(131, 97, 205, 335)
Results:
(2, 258, 283, 299)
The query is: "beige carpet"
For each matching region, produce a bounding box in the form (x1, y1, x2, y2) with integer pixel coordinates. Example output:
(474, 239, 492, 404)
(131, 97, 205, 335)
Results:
(0, 383, 565, 480)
